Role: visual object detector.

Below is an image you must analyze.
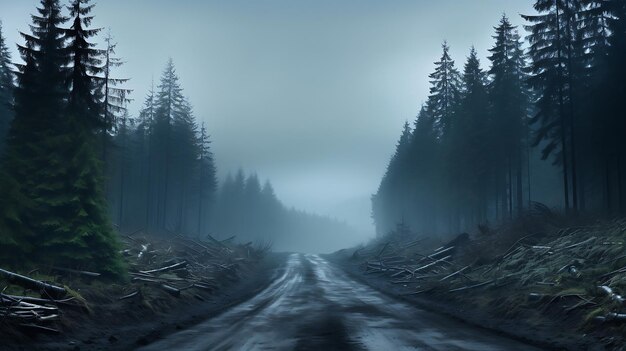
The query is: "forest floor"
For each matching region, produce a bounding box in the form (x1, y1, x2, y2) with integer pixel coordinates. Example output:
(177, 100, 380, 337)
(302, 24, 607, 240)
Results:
(1, 233, 285, 351)
(328, 208, 626, 351)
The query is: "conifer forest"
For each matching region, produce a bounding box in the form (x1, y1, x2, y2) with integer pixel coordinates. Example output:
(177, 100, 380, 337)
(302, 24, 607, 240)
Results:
(1, 1, 626, 350)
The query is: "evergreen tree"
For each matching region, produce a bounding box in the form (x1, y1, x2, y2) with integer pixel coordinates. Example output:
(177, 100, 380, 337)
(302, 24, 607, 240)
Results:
(606, 0, 626, 209)
(488, 15, 529, 217)
(66, 0, 102, 129)
(0, 21, 13, 153)
(171, 98, 198, 232)
(1, 0, 124, 275)
(371, 121, 412, 235)
(60, 0, 124, 275)
(99, 31, 131, 160)
(196, 122, 217, 235)
(407, 105, 440, 234)
(427, 42, 461, 138)
(153, 59, 184, 230)
(1, 0, 70, 264)
(523, 0, 583, 211)
(450, 47, 490, 225)
(136, 83, 156, 230)
(113, 110, 132, 229)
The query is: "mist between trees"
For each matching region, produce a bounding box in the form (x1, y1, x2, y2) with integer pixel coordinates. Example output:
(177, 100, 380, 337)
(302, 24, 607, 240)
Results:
(0, 0, 358, 276)
(372, 1, 626, 238)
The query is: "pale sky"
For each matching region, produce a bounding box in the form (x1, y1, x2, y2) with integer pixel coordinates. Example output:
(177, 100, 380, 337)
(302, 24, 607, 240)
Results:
(1, 0, 535, 237)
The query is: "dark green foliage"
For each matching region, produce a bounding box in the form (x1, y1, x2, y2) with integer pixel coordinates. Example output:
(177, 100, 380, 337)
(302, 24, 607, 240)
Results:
(427, 42, 461, 137)
(0, 21, 13, 153)
(1, 0, 72, 265)
(488, 15, 529, 218)
(523, 0, 586, 211)
(373, 2, 626, 238)
(0, 0, 124, 277)
(449, 47, 491, 225)
(66, 0, 102, 130)
(373, 43, 497, 236)
(104, 60, 218, 237)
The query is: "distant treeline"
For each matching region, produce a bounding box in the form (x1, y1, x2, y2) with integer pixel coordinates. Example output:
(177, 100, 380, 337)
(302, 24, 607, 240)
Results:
(373, 1, 626, 237)
(213, 170, 359, 253)
(0, 0, 355, 275)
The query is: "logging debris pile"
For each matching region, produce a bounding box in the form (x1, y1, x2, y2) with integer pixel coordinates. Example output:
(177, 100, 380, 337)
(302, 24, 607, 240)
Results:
(121, 232, 269, 299)
(0, 232, 269, 336)
(351, 218, 626, 332)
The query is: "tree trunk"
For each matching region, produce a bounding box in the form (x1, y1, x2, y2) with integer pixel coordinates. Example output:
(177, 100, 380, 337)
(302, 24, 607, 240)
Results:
(556, 1, 571, 212)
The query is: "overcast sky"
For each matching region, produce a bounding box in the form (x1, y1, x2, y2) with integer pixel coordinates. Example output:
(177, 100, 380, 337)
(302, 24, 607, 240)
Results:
(2, 0, 535, 237)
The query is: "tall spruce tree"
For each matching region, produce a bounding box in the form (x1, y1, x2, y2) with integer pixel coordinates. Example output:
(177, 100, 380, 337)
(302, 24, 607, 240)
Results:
(598, 0, 626, 212)
(1, 0, 70, 264)
(407, 105, 440, 234)
(1, 0, 124, 275)
(523, 0, 582, 211)
(171, 98, 198, 232)
(488, 15, 529, 217)
(371, 121, 412, 235)
(0, 21, 13, 153)
(427, 42, 461, 138)
(100, 31, 131, 160)
(450, 47, 490, 225)
(196, 122, 217, 235)
(136, 83, 156, 230)
(153, 59, 184, 230)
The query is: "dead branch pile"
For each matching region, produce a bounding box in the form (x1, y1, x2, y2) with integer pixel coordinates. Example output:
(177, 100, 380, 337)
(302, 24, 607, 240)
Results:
(0, 232, 270, 335)
(121, 232, 268, 299)
(355, 218, 626, 324)
(0, 293, 75, 334)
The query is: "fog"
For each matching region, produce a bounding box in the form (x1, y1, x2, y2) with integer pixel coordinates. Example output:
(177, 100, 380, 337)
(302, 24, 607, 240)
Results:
(2, 0, 534, 247)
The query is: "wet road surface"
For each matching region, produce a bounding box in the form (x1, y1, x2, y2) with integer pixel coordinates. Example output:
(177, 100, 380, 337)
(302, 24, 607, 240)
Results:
(138, 253, 542, 351)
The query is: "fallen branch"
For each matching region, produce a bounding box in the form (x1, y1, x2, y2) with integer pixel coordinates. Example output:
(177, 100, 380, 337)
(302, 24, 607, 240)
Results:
(160, 284, 181, 297)
(139, 261, 188, 275)
(418, 246, 454, 263)
(448, 279, 495, 293)
(50, 266, 101, 277)
(0, 268, 66, 299)
(413, 255, 452, 274)
(440, 265, 469, 282)
(118, 291, 139, 301)
(18, 323, 60, 334)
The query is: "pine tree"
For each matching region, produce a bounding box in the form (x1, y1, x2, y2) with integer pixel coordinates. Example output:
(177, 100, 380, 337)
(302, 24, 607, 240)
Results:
(0, 21, 13, 153)
(427, 42, 461, 138)
(523, 0, 582, 211)
(0, 0, 124, 275)
(488, 15, 529, 217)
(113, 110, 132, 229)
(171, 98, 198, 232)
(450, 47, 490, 224)
(407, 105, 440, 234)
(1, 0, 70, 264)
(99, 31, 131, 160)
(66, 0, 102, 129)
(153, 59, 184, 230)
(136, 83, 156, 230)
(371, 121, 412, 235)
(196, 122, 217, 235)
(602, 0, 626, 211)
